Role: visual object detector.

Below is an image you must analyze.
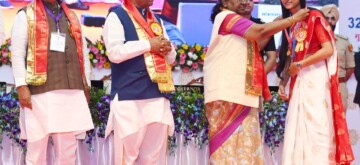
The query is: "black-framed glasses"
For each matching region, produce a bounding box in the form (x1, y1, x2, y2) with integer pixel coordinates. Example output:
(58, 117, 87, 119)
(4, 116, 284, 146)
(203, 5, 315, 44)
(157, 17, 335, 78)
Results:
(238, 0, 253, 3)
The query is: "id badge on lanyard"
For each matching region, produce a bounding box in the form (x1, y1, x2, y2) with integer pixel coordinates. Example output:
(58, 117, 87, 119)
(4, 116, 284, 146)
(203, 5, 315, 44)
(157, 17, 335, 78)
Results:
(45, 4, 66, 52)
(50, 31, 66, 52)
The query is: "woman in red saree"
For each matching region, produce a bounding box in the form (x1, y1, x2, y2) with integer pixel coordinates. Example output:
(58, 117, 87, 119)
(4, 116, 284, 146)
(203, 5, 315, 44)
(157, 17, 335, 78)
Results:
(204, 0, 308, 164)
(276, 0, 354, 164)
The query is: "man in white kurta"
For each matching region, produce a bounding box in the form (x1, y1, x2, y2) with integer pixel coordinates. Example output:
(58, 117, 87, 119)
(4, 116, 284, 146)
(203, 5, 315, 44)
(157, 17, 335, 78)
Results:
(11, 0, 94, 164)
(0, 9, 5, 45)
(102, 0, 176, 164)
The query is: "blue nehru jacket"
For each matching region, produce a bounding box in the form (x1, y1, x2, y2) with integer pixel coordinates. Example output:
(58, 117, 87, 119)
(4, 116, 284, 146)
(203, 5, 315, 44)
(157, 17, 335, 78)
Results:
(110, 6, 164, 101)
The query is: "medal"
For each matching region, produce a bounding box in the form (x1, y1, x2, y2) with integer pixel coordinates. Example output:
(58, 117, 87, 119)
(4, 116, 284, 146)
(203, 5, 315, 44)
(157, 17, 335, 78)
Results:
(150, 22, 163, 36)
(295, 25, 307, 52)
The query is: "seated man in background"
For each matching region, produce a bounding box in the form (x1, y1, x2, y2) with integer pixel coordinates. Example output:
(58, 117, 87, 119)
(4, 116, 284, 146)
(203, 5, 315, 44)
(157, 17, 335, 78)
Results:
(162, 0, 217, 24)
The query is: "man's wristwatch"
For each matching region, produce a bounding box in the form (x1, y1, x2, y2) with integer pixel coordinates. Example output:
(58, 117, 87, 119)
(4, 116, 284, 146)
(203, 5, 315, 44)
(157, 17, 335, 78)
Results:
(296, 62, 301, 69)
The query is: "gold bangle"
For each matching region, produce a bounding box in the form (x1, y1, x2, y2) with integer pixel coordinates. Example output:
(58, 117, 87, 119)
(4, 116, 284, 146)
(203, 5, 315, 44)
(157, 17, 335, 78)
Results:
(291, 16, 296, 25)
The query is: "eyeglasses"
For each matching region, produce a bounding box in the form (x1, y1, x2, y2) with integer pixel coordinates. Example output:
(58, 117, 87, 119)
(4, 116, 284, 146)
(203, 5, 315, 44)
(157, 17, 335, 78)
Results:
(238, 0, 253, 3)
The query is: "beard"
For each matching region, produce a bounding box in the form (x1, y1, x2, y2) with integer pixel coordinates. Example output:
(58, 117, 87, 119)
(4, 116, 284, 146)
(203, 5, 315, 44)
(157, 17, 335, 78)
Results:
(330, 24, 336, 31)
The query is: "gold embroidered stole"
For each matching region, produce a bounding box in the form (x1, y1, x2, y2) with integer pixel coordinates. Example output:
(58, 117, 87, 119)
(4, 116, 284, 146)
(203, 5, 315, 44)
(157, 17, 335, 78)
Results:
(25, 0, 86, 86)
(123, 6, 175, 93)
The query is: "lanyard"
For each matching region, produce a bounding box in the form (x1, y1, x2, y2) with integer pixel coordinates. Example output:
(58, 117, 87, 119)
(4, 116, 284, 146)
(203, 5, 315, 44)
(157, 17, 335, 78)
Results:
(284, 6, 308, 59)
(284, 22, 299, 59)
(44, 4, 63, 34)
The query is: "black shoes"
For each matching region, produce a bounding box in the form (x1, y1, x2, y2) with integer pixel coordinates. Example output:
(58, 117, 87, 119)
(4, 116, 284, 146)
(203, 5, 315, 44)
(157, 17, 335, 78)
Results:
(67, 1, 89, 10)
(81, 14, 105, 27)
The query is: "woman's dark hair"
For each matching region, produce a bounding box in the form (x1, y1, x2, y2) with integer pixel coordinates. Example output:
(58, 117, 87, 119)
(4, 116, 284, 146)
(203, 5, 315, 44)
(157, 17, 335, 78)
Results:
(276, 0, 307, 78)
(210, 1, 223, 24)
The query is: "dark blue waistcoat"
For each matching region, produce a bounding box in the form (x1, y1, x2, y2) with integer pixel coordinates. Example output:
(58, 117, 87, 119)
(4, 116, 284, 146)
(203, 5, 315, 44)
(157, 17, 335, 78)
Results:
(110, 7, 164, 101)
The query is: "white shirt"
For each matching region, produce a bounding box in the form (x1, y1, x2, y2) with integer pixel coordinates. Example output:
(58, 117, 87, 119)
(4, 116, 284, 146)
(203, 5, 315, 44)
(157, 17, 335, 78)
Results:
(11, 11, 91, 88)
(0, 9, 5, 45)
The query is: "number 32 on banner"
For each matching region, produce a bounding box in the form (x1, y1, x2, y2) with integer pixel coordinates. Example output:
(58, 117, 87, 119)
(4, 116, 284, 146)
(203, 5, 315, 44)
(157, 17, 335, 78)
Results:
(348, 17, 360, 28)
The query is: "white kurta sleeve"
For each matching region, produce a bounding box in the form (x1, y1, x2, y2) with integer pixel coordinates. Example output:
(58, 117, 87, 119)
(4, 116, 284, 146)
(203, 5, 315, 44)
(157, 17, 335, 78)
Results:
(102, 12, 151, 64)
(10, 11, 28, 87)
(160, 19, 176, 64)
(0, 9, 6, 45)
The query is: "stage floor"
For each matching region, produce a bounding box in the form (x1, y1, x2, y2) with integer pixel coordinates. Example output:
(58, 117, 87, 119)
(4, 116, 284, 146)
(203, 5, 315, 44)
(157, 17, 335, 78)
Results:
(2, 0, 117, 42)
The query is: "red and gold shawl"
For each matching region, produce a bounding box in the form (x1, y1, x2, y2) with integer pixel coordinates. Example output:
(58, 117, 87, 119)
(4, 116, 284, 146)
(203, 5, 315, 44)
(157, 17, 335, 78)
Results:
(246, 41, 271, 101)
(123, 0, 174, 93)
(25, 0, 85, 86)
(221, 13, 271, 100)
(289, 10, 354, 164)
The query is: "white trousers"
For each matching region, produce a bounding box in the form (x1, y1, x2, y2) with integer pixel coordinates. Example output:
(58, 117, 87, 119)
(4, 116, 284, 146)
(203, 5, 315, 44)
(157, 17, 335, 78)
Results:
(114, 123, 168, 165)
(26, 132, 77, 165)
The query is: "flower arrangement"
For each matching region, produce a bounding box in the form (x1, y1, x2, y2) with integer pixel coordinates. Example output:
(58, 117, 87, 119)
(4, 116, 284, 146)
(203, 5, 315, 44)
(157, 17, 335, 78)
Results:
(166, 86, 209, 154)
(84, 88, 110, 151)
(0, 88, 27, 151)
(172, 43, 207, 73)
(0, 85, 208, 154)
(259, 91, 288, 153)
(0, 38, 12, 67)
(87, 38, 111, 69)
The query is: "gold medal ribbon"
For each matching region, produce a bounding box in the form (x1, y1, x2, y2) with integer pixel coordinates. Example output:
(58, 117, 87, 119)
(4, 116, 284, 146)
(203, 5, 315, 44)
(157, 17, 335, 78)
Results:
(295, 28, 307, 52)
